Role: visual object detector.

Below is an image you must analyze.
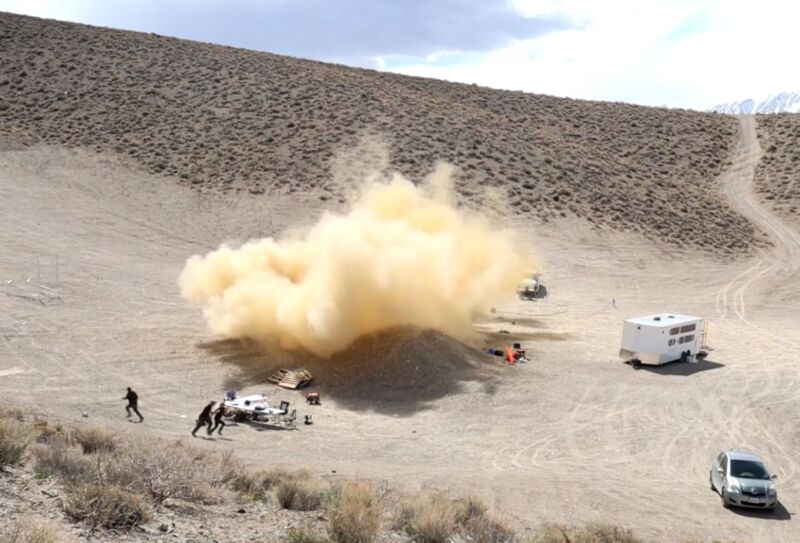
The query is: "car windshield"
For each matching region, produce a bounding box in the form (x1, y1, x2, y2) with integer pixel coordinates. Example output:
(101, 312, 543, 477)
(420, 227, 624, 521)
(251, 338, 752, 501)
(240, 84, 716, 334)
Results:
(730, 460, 770, 480)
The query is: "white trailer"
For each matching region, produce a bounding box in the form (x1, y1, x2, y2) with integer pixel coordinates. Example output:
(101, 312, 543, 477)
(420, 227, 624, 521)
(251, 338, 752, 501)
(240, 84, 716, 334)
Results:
(619, 314, 707, 366)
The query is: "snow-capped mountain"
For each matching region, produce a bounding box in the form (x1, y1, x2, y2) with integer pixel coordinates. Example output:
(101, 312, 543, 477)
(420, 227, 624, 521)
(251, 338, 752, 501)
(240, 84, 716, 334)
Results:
(711, 92, 800, 114)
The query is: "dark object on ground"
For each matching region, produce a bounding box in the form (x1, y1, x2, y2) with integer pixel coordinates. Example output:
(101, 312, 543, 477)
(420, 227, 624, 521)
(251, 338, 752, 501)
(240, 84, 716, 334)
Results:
(306, 392, 320, 405)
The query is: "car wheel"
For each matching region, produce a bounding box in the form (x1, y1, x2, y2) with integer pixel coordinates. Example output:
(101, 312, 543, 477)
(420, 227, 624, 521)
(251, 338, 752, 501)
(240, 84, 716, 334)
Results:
(709, 472, 715, 491)
(721, 489, 728, 508)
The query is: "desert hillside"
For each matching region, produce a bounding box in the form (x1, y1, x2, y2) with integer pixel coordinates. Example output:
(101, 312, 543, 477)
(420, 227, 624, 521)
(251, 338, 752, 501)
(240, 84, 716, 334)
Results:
(0, 11, 769, 255)
(754, 113, 800, 229)
(2, 11, 800, 543)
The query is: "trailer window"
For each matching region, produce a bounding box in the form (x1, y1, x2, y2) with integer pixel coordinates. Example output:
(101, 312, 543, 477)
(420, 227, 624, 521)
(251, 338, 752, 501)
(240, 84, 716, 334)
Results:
(669, 327, 679, 335)
(678, 334, 695, 344)
(668, 339, 676, 346)
(680, 324, 696, 333)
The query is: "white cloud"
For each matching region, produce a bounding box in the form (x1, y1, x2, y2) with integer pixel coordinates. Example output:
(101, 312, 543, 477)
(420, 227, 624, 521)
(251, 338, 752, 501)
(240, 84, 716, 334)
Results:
(386, 0, 800, 109)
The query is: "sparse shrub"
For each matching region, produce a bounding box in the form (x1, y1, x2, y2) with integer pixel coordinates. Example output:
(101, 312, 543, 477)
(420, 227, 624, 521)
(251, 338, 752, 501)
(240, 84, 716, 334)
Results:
(454, 495, 487, 525)
(397, 493, 457, 543)
(275, 476, 322, 511)
(0, 407, 25, 422)
(1, 517, 73, 543)
(452, 496, 515, 543)
(32, 421, 65, 444)
(105, 440, 237, 504)
(328, 482, 382, 543)
(461, 514, 516, 543)
(64, 483, 151, 530)
(528, 524, 642, 543)
(231, 467, 291, 500)
(73, 426, 115, 454)
(29, 440, 94, 482)
(0, 418, 32, 467)
(283, 527, 329, 543)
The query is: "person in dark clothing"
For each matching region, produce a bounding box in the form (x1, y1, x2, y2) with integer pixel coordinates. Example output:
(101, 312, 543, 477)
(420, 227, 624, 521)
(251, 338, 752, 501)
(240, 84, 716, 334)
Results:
(208, 403, 226, 435)
(123, 387, 144, 422)
(191, 401, 215, 437)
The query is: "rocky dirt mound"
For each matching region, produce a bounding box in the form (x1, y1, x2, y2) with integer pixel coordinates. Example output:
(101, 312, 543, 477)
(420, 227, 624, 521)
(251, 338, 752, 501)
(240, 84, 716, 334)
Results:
(201, 328, 492, 414)
(0, 12, 765, 255)
(754, 113, 800, 229)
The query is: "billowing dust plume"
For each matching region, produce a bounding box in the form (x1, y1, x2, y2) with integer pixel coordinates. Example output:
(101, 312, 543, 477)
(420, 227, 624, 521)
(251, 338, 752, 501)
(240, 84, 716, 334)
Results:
(180, 163, 532, 357)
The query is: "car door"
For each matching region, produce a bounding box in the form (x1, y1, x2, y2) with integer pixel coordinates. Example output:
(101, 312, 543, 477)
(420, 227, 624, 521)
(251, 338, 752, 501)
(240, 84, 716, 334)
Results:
(713, 453, 727, 490)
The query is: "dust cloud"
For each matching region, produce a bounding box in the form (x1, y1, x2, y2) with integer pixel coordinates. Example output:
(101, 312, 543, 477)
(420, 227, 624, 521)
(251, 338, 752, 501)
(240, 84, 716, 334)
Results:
(180, 163, 533, 356)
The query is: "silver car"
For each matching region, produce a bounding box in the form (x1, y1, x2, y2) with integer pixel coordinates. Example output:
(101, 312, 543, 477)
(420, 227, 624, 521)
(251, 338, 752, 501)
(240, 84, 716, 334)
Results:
(709, 449, 778, 509)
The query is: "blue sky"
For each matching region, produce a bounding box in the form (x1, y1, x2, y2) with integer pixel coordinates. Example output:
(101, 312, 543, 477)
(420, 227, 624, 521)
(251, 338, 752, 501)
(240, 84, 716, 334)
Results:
(3, 0, 799, 109)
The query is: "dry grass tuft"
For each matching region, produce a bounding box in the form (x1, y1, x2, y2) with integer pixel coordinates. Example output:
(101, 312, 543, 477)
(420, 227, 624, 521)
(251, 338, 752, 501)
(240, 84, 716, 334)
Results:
(29, 439, 95, 482)
(32, 421, 66, 444)
(327, 482, 382, 543)
(73, 426, 115, 454)
(453, 496, 515, 543)
(0, 418, 32, 467)
(275, 474, 323, 511)
(231, 467, 292, 501)
(64, 483, 151, 530)
(528, 523, 642, 543)
(396, 493, 457, 543)
(0, 517, 74, 543)
(283, 527, 329, 543)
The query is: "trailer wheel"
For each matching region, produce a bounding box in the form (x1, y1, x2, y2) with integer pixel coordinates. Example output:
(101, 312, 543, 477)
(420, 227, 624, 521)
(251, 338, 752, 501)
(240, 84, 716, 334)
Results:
(632, 360, 642, 370)
(680, 351, 688, 363)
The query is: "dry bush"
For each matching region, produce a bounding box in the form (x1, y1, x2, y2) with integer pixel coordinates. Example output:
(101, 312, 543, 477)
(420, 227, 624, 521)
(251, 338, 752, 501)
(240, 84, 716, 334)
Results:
(283, 527, 329, 543)
(64, 483, 151, 530)
(0, 517, 74, 543)
(461, 514, 516, 543)
(105, 440, 239, 504)
(29, 439, 95, 482)
(327, 482, 382, 543)
(0, 418, 32, 467)
(397, 493, 457, 543)
(32, 421, 65, 444)
(528, 524, 642, 543)
(231, 467, 292, 500)
(0, 407, 25, 422)
(73, 426, 115, 454)
(452, 496, 515, 543)
(454, 495, 488, 525)
(275, 474, 323, 511)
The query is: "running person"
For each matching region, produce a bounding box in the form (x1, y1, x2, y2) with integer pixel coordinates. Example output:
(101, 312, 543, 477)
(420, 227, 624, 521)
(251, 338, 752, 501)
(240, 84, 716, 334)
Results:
(123, 387, 144, 422)
(208, 402, 226, 435)
(191, 401, 215, 437)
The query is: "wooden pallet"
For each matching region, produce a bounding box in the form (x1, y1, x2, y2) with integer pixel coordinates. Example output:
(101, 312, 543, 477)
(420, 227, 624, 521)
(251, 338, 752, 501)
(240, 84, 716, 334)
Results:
(269, 368, 314, 389)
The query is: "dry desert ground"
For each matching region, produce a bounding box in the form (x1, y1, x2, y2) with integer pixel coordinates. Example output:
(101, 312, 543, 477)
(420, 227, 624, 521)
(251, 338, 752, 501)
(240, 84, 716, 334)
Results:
(1, 12, 800, 543)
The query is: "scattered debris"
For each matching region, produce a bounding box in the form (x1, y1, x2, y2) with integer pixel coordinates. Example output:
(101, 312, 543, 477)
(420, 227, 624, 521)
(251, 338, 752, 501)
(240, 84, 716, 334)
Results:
(306, 392, 320, 405)
(304, 415, 313, 425)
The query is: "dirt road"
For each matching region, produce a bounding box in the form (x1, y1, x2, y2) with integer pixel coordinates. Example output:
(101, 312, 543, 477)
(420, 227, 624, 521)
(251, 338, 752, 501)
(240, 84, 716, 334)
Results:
(1, 140, 799, 541)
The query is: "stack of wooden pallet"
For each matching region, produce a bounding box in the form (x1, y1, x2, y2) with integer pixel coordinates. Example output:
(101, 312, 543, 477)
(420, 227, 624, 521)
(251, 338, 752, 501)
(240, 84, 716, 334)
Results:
(268, 367, 314, 389)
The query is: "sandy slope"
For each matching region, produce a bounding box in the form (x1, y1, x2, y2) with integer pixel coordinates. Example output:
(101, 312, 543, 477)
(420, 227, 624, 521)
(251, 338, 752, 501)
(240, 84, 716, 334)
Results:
(1, 118, 799, 542)
(0, 11, 767, 256)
